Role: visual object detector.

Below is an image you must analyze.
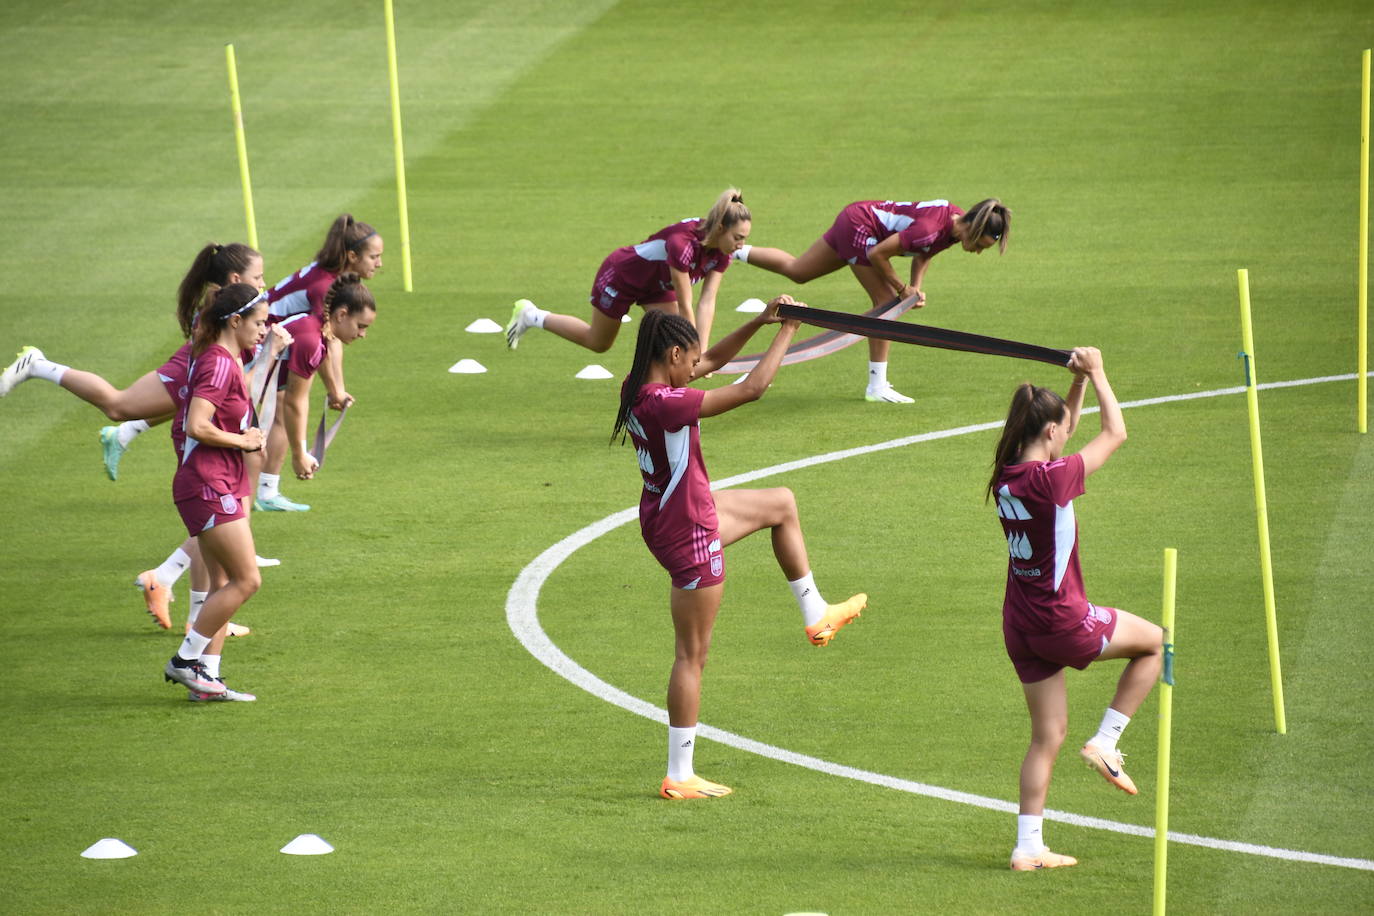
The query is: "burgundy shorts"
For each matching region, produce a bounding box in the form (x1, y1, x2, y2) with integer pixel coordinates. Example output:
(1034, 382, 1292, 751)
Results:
(1004, 603, 1120, 684)
(589, 258, 675, 320)
(156, 351, 190, 405)
(176, 486, 249, 537)
(647, 526, 725, 590)
(820, 203, 877, 267)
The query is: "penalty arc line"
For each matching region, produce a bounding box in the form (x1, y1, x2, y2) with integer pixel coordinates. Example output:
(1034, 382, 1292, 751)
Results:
(505, 371, 1374, 873)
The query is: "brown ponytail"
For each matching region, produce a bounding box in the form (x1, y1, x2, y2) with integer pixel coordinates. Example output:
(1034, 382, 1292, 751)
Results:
(315, 214, 379, 273)
(963, 199, 1011, 254)
(986, 382, 1067, 500)
(176, 242, 260, 338)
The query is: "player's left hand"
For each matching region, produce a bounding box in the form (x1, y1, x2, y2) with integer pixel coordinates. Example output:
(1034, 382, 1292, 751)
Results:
(328, 391, 354, 410)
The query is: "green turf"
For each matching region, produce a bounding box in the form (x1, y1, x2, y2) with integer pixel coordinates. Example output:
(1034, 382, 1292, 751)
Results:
(1, 0, 1372, 912)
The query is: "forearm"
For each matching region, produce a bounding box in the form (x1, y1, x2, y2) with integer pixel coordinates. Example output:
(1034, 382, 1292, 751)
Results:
(283, 387, 311, 456)
(1089, 369, 1126, 440)
(1065, 375, 1088, 436)
(697, 316, 767, 376)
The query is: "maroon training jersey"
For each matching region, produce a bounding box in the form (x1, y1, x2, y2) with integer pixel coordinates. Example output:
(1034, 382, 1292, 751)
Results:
(626, 382, 719, 548)
(856, 200, 962, 256)
(601, 219, 732, 301)
(277, 311, 327, 380)
(995, 452, 1089, 633)
(267, 262, 337, 320)
(173, 344, 252, 501)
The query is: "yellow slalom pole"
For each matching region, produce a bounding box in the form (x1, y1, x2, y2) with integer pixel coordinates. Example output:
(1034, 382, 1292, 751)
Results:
(383, 0, 413, 292)
(1359, 49, 1369, 434)
(1153, 548, 1177, 916)
(225, 44, 259, 251)
(1237, 269, 1286, 734)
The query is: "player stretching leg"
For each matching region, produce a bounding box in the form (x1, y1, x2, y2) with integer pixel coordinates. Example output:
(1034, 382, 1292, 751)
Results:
(734, 198, 1009, 403)
(988, 347, 1162, 870)
(613, 301, 867, 800)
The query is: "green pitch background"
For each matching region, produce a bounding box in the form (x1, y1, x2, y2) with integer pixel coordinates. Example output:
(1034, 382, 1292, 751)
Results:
(1, 0, 1371, 912)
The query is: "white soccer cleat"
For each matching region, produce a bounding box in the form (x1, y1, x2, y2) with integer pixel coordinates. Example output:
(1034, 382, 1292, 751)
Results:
(0, 346, 43, 397)
(189, 678, 256, 702)
(864, 383, 914, 404)
(506, 299, 537, 350)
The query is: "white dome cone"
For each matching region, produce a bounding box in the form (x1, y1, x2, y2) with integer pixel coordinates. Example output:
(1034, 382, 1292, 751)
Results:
(448, 359, 487, 374)
(620, 314, 632, 323)
(736, 298, 767, 312)
(575, 364, 614, 380)
(281, 834, 334, 855)
(81, 838, 137, 859)
(465, 318, 503, 333)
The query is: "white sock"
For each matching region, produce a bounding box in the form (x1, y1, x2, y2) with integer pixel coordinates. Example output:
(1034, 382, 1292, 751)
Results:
(732, 244, 753, 263)
(1090, 707, 1131, 753)
(867, 361, 888, 390)
(154, 547, 192, 590)
(116, 419, 149, 448)
(188, 590, 208, 629)
(258, 472, 280, 501)
(528, 306, 549, 329)
(788, 572, 828, 626)
(200, 654, 221, 679)
(1016, 814, 1045, 854)
(31, 358, 68, 384)
(176, 630, 212, 661)
(667, 725, 697, 782)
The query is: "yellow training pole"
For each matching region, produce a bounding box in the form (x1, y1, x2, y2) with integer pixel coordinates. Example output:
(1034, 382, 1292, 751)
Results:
(383, 0, 413, 292)
(1153, 548, 1177, 916)
(1359, 49, 1369, 433)
(1237, 268, 1287, 734)
(225, 44, 259, 251)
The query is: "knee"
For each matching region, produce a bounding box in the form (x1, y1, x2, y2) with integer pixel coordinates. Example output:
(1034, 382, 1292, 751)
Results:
(238, 569, 262, 597)
(588, 338, 614, 354)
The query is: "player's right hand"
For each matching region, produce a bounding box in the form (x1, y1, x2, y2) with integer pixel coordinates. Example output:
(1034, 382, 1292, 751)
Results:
(293, 451, 320, 480)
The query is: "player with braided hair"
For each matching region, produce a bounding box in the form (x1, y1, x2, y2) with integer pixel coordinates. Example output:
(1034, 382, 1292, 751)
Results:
(507, 188, 752, 354)
(733, 197, 1010, 403)
(257, 273, 376, 509)
(614, 299, 867, 800)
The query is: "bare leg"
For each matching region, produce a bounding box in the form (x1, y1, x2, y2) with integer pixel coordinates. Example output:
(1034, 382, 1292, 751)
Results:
(59, 369, 175, 421)
(849, 265, 898, 363)
(1019, 671, 1068, 815)
(191, 518, 260, 639)
(667, 583, 724, 727)
(714, 487, 808, 580)
(1097, 610, 1164, 716)
(541, 308, 626, 353)
(745, 237, 845, 283)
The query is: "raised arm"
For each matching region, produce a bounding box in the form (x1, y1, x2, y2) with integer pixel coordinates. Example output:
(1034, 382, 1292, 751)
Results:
(1069, 347, 1126, 475)
(698, 298, 800, 418)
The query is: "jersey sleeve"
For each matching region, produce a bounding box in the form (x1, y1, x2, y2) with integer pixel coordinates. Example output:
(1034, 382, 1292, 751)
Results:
(664, 232, 697, 274)
(651, 385, 705, 431)
(896, 209, 950, 253)
(190, 352, 238, 409)
(1043, 453, 1086, 507)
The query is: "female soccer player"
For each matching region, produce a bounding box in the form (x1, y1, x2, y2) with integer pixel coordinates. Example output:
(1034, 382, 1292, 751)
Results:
(988, 347, 1162, 871)
(734, 198, 1010, 403)
(163, 283, 273, 700)
(0, 243, 270, 625)
(257, 273, 377, 512)
(256, 214, 383, 511)
(506, 188, 752, 354)
(612, 300, 868, 800)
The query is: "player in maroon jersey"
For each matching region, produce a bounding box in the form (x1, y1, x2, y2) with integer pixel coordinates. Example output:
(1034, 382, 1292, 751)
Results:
(988, 347, 1162, 870)
(612, 299, 868, 800)
(0, 243, 274, 629)
(733, 198, 1010, 403)
(255, 273, 377, 512)
(162, 284, 274, 701)
(256, 214, 384, 512)
(506, 189, 752, 354)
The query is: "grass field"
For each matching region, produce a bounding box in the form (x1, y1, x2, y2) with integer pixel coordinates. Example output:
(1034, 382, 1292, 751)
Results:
(1, 0, 1372, 912)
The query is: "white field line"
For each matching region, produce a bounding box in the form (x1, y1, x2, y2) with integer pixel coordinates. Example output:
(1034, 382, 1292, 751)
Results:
(506, 372, 1374, 872)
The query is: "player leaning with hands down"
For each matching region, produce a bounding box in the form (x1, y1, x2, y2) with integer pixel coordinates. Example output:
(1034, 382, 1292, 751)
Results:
(734, 197, 1009, 403)
(989, 346, 1162, 871)
(613, 297, 867, 801)
(507, 188, 752, 354)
